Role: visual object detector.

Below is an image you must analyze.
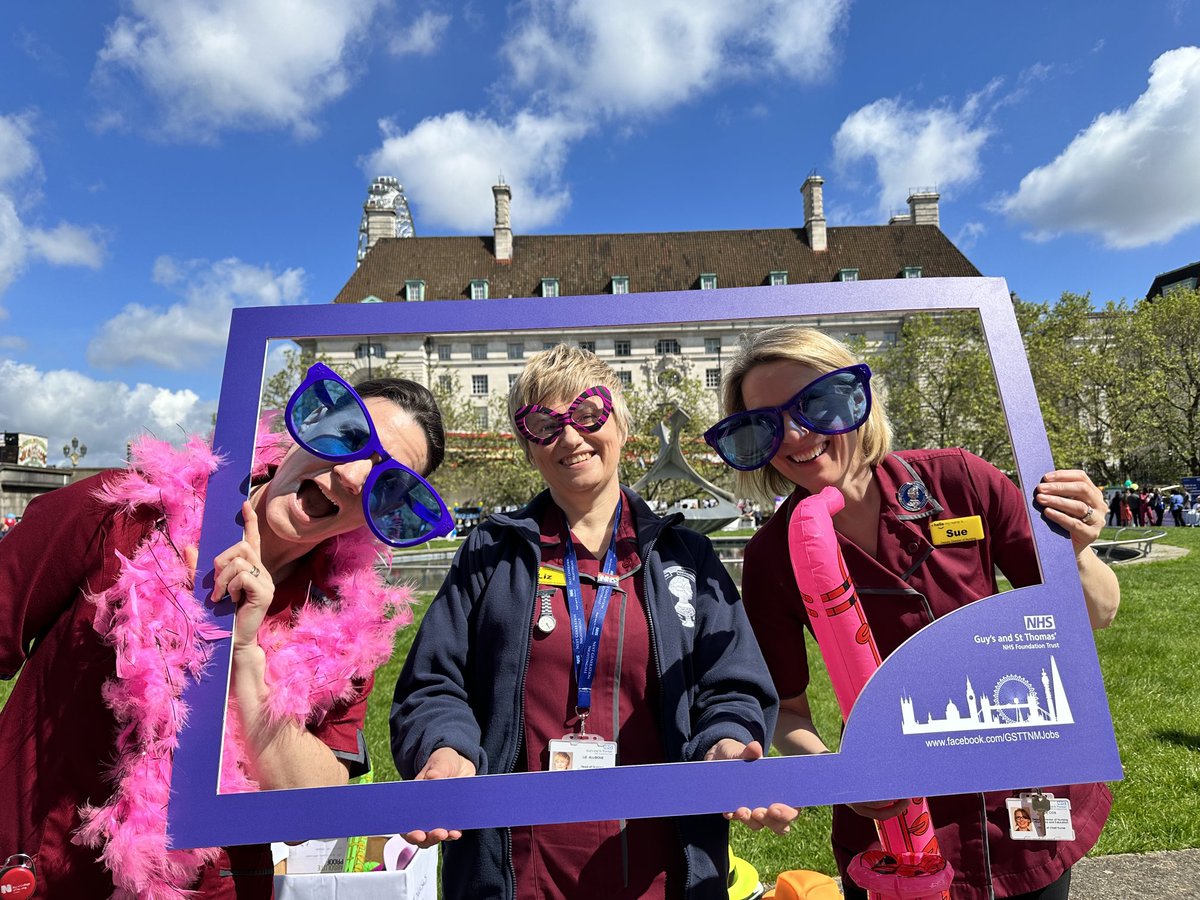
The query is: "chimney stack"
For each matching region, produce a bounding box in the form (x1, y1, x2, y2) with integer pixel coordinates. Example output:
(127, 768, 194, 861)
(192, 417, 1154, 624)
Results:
(493, 178, 512, 262)
(801, 175, 827, 252)
(907, 188, 940, 227)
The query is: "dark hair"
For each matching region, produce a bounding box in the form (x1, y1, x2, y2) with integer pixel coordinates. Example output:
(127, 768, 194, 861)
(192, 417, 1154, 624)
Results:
(353, 377, 446, 477)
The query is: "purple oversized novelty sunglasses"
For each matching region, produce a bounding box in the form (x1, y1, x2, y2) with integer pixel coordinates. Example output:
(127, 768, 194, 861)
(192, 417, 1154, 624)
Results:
(704, 364, 872, 471)
(284, 363, 454, 547)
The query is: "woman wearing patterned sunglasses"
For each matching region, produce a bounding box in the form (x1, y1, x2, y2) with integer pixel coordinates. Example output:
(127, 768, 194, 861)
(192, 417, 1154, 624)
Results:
(0, 368, 446, 898)
(712, 325, 1119, 900)
(392, 343, 779, 900)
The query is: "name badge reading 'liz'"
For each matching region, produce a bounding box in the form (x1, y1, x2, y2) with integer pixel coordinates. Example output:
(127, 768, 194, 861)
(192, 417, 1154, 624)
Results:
(929, 515, 984, 546)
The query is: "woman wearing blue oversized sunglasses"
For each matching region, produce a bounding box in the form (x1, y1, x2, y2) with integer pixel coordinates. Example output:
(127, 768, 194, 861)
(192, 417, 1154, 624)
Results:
(0, 362, 450, 897)
(708, 325, 1119, 900)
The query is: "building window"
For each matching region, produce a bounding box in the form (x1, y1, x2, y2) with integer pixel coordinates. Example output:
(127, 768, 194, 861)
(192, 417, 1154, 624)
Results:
(845, 332, 865, 345)
(578, 340, 596, 353)
(437, 343, 452, 361)
(541, 278, 560, 298)
(903, 266, 923, 279)
(706, 368, 721, 389)
(611, 276, 630, 294)
(507, 342, 524, 360)
(1165, 276, 1198, 294)
(474, 407, 489, 429)
(471, 343, 487, 361)
(438, 374, 453, 393)
(884, 331, 898, 346)
(359, 295, 383, 303)
(837, 268, 859, 282)
(508, 373, 519, 388)
(704, 337, 720, 354)
(543, 341, 556, 350)
(470, 279, 489, 300)
(769, 271, 788, 286)
(699, 273, 717, 290)
(656, 338, 681, 355)
(405, 279, 425, 301)
(354, 342, 385, 360)
(614, 340, 631, 357)
(471, 375, 489, 395)
(617, 370, 632, 387)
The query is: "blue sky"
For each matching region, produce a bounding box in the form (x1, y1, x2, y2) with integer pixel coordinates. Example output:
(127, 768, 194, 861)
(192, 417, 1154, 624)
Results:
(2, 1, 1199, 466)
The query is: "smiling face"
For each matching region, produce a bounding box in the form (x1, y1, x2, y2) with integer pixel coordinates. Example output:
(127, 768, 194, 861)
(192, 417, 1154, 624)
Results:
(1013, 809, 1032, 830)
(257, 397, 430, 554)
(740, 358, 868, 496)
(527, 389, 626, 509)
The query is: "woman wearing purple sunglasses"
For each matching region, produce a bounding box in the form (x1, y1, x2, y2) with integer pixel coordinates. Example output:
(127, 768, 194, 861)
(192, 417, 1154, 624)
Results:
(0, 371, 446, 899)
(391, 343, 779, 900)
(711, 325, 1118, 900)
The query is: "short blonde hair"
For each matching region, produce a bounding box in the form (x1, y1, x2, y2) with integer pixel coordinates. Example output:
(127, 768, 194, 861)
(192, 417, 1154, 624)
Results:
(508, 344, 632, 464)
(721, 325, 892, 501)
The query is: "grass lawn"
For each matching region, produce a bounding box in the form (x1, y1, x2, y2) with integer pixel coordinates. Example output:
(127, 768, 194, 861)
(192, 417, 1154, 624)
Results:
(3, 527, 1197, 883)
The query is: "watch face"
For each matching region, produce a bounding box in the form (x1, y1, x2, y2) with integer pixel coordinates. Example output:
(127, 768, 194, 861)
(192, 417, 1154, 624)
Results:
(537, 614, 557, 634)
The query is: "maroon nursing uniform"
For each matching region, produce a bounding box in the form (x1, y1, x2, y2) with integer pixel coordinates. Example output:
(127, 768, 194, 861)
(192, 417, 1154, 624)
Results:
(742, 449, 1112, 900)
(0, 473, 371, 899)
(509, 494, 682, 900)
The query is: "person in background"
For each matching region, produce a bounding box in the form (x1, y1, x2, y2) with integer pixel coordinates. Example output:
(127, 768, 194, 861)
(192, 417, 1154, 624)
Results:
(0, 365, 451, 898)
(1170, 489, 1186, 527)
(705, 325, 1119, 900)
(391, 344, 779, 900)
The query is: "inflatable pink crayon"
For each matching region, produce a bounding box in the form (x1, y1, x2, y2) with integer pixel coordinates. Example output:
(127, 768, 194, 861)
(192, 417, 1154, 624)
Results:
(788, 486, 952, 900)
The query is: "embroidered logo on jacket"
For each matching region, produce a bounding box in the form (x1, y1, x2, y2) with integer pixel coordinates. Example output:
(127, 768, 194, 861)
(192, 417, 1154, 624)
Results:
(663, 565, 697, 628)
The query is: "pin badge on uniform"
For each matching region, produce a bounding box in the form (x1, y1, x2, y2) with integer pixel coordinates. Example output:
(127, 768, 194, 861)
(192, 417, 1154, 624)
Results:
(897, 481, 929, 512)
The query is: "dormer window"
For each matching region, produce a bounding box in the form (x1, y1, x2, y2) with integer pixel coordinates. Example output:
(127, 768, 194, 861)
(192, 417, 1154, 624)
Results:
(769, 271, 788, 286)
(699, 273, 718, 290)
(611, 275, 630, 294)
(405, 279, 425, 301)
(902, 266, 923, 279)
(470, 279, 489, 300)
(541, 278, 560, 298)
(359, 295, 383, 303)
(837, 268, 859, 282)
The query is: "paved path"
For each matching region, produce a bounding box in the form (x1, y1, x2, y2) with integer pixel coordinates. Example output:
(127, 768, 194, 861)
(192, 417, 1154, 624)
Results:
(1073, 848, 1200, 898)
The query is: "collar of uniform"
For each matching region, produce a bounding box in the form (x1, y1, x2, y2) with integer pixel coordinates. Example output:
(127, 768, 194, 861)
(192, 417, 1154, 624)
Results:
(538, 490, 641, 580)
(876, 453, 944, 521)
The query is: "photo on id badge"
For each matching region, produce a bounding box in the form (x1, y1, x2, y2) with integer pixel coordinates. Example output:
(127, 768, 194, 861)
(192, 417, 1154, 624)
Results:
(1007, 794, 1075, 841)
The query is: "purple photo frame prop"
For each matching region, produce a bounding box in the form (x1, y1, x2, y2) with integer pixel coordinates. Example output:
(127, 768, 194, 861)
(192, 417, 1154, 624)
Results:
(169, 277, 1122, 849)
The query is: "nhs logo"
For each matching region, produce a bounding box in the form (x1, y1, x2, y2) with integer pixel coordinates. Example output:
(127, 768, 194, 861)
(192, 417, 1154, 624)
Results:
(1025, 614, 1056, 631)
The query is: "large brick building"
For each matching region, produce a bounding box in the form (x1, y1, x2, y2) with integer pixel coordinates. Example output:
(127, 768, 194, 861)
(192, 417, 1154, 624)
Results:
(309, 176, 980, 427)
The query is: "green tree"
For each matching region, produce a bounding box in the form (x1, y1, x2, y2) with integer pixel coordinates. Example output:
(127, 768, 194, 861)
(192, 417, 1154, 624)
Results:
(1126, 286, 1200, 479)
(874, 310, 1013, 472)
(1016, 294, 1138, 485)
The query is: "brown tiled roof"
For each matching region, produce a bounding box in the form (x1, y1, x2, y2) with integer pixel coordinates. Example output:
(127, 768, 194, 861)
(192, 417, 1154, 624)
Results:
(332, 224, 981, 303)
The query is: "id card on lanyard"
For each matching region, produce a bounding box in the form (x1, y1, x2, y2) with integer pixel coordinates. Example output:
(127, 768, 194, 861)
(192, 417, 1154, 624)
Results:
(551, 498, 622, 770)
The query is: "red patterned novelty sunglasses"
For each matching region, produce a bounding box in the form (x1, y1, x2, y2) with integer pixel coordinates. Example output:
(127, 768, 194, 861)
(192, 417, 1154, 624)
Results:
(514, 386, 613, 445)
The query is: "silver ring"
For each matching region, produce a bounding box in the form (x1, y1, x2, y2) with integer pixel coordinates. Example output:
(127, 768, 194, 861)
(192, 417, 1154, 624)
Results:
(1081, 506, 1096, 525)
(248, 565, 261, 579)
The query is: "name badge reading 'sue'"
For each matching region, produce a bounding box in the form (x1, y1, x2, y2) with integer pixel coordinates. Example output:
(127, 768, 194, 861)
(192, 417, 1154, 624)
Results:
(930, 515, 984, 546)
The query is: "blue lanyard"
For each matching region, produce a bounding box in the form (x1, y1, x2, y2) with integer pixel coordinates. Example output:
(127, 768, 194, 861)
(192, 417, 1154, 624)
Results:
(561, 497, 623, 715)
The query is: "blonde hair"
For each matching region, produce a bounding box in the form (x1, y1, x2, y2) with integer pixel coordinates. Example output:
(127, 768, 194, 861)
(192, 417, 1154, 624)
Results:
(508, 344, 632, 463)
(721, 325, 892, 501)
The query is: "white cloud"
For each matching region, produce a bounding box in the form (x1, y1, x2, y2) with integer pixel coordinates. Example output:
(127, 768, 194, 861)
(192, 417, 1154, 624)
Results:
(0, 113, 39, 187)
(0, 112, 108, 300)
(503, 0, 849, 117)
(94, 0, 386, 140)
(999, 46, 1200, 249)
(88, 256, 307, 369)
(833, 92, 993, 214)
(0, 359, 215, 467)
(955, 221, 986, 251)
(389, 10, 451, 57)
(365, 111, 589, 232)
(27, 222, 106, 268)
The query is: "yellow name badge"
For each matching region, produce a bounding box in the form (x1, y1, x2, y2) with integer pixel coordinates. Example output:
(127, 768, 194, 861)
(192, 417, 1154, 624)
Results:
(930, 515, 984, 546)
(537, 566, 566, 586)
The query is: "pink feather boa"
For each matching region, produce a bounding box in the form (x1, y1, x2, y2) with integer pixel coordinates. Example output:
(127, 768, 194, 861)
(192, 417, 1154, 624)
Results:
(74, 430, 413, 899)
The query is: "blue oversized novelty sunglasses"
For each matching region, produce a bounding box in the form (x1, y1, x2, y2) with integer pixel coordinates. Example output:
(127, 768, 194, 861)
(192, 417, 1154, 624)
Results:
(284, 363, 455, 547)
(703, 364, 873, 471)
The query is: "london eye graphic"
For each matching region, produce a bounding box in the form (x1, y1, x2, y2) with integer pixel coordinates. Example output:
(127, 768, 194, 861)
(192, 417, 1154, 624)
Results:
(900, 656, 1073, 736)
